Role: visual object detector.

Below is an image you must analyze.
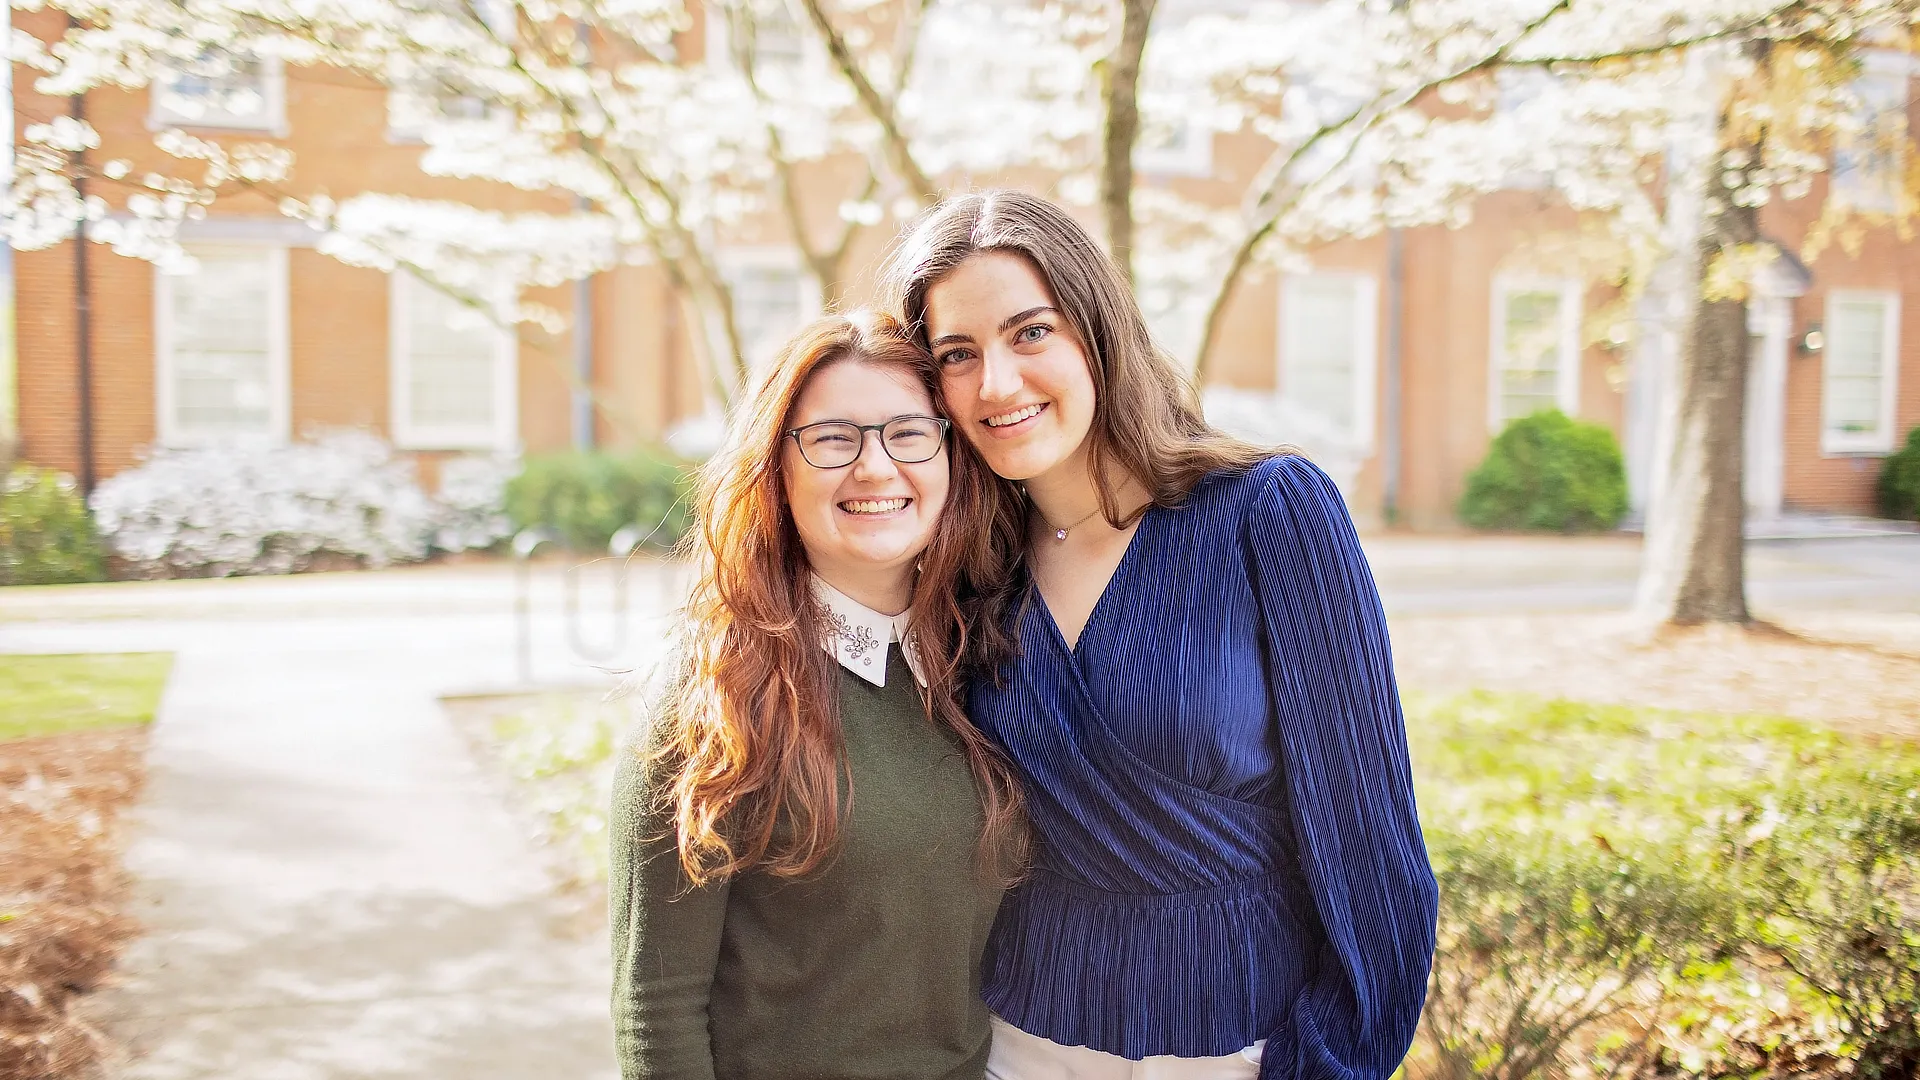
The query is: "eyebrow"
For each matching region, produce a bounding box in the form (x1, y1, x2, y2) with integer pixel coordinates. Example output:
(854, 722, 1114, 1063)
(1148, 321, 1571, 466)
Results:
(928, 306, 1060, 349)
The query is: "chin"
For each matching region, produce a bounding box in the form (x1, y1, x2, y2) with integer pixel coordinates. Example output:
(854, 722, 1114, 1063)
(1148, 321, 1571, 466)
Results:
(985, 446, 1069, 484)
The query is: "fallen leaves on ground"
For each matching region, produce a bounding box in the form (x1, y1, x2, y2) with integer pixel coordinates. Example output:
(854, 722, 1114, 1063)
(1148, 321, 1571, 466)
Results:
(0, 728, 147, 1080)
(1391, 612, 1920, 741)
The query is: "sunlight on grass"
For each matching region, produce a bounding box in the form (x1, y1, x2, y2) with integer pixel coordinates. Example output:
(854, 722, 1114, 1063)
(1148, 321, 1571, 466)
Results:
(0, 653, 175, 741)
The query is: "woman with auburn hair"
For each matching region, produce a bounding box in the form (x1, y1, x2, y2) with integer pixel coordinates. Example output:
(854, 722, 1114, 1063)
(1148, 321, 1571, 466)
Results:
(886, 189, 1438, 1080)
(609, 310, 1025, 1080)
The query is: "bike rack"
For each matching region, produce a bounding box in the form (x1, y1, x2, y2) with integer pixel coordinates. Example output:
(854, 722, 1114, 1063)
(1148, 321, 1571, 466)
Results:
(513, 525, 648, 684)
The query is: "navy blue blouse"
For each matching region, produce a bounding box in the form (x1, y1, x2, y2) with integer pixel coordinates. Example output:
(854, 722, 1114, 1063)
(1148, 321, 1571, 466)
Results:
(971, 455, 1438, 1079)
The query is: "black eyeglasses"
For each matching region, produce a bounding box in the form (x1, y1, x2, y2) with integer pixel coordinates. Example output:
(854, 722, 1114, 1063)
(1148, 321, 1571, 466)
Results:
(785, 415, 951, 469)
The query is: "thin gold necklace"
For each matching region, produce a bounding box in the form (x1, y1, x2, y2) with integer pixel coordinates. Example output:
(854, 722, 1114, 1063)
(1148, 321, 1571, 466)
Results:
(1033, 502, 1103, 542)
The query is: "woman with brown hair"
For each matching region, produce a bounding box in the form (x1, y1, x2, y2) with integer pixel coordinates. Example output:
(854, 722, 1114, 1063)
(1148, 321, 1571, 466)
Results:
(885, 190, 1439, 1080)
(609, 310, 1025, 1080)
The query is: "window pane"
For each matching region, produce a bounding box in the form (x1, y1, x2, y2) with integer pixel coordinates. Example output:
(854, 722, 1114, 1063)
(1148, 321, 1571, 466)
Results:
(406, 284, 499, 430)
(730, 264, 803, 365)
(1824, 297, 1889, 439)
(157, 50, 271, 126)
(1833, 69, 1908, 212)
(1497, 287, 1565, 426)
(168, 251, 274, 436)
(1282, 276, 1360, 438)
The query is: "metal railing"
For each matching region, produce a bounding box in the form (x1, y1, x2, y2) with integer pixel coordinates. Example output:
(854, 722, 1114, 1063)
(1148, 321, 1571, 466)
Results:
(511, 525, 654, 684)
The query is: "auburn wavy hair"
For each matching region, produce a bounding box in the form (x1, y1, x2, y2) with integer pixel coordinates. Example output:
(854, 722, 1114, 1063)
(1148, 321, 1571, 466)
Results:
(647, 310, 1027, 888)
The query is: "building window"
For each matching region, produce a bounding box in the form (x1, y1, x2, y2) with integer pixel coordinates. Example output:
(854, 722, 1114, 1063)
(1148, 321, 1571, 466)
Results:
(389, 272, 519, 451)
(1279, 272, 1377, 447)
(1832, 56, 1911, 214)
(1821, 289, 1901, 455)
(1489, 276, 1581, 431)
(155, 245, 290, 446)
(723, 253, 817, 367)
(386, 0, 514, 140)
(705, 3, 808, 83)
(1492, 68, 1555, 190)
(1134, 116, 1212, 178)
(150, 51, 285, 132)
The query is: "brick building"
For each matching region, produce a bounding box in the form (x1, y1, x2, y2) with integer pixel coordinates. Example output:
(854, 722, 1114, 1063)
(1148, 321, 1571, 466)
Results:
(7, 10, 1917, 530)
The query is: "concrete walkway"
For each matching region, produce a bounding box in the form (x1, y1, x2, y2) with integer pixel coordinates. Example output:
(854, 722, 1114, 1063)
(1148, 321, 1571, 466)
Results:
(1, 563, 681, 1080)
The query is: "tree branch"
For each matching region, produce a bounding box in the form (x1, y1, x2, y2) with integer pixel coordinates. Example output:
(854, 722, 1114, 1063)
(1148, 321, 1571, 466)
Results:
(792, 0, 937, 202)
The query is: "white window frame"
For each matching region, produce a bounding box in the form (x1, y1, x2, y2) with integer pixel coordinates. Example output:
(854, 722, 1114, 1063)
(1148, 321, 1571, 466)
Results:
(1820, 288, 1902, 455)
(1832, 51, 1913, 214)
(703, 3, 816, 83)
(720, 247, 822, 368)
(1134, 116, 1213, 178)
(154, 244, 292, 448)
(148, 52, 287, 135)
(385, 0, 516, 142)
(1278, 271, 1378, 449)
(1487, 275, 1582, 433)
(388, 271, 520, 452)
(1492, 68, 1556, 190)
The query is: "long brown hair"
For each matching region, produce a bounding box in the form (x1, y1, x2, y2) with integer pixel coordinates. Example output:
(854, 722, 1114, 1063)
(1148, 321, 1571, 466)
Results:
(649, 310, 1026, 887)
(884, 190, 1273, 669)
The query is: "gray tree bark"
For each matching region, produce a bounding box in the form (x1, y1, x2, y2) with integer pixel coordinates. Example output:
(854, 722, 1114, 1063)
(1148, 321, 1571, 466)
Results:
(1635, 149, 1758, 625)
(1099, 0, 1156, 282)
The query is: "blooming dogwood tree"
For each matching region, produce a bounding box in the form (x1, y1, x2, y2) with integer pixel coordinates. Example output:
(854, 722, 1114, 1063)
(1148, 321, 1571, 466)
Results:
(9, 0, 1918, 614)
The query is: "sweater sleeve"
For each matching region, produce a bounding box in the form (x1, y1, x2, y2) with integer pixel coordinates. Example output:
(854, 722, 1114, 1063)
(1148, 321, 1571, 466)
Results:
(609, 723, 730, 1080)
(1244, 456, 1438, 1080)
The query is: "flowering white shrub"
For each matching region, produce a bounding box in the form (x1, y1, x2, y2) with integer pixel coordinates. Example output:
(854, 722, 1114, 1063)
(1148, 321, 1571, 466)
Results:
(431, 453, 519, 554)
(1203, 386, 1365, 499)
(88, 430, 508, 577)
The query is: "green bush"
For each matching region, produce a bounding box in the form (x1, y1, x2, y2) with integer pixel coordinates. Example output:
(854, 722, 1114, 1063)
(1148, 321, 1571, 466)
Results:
(1876, 426, 1920, 521)
(0, 466, 106, 586)
(503, 448, 695, 552)
(1410, 692, 1920, 1080)
(1458, 410, 1628, 532)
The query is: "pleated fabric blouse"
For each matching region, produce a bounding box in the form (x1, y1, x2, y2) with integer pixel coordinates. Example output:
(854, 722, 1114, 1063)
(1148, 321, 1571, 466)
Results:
(970, 454, 1438, 1079)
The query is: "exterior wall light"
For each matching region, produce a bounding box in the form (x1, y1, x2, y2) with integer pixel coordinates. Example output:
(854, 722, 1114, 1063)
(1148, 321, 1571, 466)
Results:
(1798, 322, 1825, 356)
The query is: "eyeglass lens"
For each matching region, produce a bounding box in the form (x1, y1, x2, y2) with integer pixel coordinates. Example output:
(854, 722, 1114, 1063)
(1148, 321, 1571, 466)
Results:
(796, 417, 945, 468)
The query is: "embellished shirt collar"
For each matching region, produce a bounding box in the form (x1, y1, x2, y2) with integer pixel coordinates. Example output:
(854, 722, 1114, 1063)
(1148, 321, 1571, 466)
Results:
(813, 576, 926, 689)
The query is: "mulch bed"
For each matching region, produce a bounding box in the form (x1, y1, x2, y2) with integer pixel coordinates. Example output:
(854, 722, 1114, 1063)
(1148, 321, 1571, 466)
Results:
(0, 728, 148, 1080)
(1391, 612, 1920, 741)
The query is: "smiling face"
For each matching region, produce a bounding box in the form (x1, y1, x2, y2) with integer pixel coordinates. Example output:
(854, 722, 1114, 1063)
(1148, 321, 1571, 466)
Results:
(924, 251, 1098, 484)
(780, 359, 950, 605)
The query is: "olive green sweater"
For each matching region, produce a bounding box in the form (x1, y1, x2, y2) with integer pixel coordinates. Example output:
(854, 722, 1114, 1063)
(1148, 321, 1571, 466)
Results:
(610, 648, 1004, 1080)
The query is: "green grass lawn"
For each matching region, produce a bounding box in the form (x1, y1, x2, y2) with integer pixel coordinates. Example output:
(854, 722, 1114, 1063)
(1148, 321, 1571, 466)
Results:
(0, 652, 175, 741)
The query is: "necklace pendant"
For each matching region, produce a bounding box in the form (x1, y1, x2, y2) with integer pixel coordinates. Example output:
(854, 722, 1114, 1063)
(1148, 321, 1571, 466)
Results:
(1055, 529, 1068, 541)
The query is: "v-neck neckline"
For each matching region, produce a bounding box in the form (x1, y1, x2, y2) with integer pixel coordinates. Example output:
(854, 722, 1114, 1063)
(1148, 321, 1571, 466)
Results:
(1030, 505, 1157, 659)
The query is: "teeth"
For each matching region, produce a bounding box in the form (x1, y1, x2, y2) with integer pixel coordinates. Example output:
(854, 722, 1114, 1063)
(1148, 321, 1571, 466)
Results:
(986, 403, 1044, 428)
(841, 498, 908, 514)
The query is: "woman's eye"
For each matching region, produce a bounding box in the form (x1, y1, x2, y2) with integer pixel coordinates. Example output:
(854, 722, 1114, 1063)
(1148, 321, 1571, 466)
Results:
(937, 349, 975, 366)
(1015, 324, 1051, 345)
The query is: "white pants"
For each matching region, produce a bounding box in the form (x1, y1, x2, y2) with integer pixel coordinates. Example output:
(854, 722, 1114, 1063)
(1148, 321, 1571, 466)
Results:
(986, 1016, 1264, 1080)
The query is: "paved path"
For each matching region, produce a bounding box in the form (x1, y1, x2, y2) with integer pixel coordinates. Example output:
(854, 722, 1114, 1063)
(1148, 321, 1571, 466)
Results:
(1, 536, 1914, 1078)
(2, 563, 682, 1080)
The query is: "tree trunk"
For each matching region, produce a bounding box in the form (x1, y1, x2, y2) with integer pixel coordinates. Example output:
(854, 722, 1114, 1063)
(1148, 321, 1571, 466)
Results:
(1099, 0, 1155, 281)
(1635, 181, 1756, 625)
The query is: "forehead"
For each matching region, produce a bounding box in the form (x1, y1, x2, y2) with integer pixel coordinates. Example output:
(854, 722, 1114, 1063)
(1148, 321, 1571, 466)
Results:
(924, 251, 1056, 335)
(788, 359, 934, 426)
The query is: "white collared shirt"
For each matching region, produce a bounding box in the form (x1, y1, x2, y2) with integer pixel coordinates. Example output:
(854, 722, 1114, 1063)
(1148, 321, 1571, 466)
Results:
(813, 576, 927, 688)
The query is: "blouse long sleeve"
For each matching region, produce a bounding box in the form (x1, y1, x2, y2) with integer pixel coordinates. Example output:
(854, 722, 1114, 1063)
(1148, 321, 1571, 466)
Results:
(1245, 456, 1439, 1080)
(609, 732, 729, 1080)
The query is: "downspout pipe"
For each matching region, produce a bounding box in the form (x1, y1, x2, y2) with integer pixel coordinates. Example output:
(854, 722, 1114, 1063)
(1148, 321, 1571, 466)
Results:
(71, 86, 96, 494)
(1382, 226, 1404, 526)
(0, 0, 16, 465)
(573, 267, 594, 451)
